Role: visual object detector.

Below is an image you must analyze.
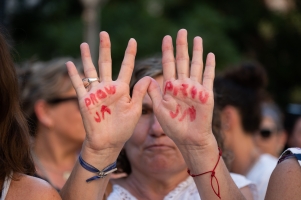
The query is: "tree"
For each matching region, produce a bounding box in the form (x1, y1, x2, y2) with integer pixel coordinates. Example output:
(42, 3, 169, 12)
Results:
(7, 0, 301, 108)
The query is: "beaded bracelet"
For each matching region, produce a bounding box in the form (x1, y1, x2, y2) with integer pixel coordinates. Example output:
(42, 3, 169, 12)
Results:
(187, 148, 222, 199)
(79, 154, 117, 182)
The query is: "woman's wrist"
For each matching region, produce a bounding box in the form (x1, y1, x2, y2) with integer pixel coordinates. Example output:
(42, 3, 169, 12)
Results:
(80, 141, 121, 170)
(175, 132, 217, 153)
(176, 134, 220, 174)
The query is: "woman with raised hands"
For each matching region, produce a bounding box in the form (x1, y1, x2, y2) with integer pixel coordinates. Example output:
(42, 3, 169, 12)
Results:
(108, 56, 255, 198)
(60, 29, 247, 200)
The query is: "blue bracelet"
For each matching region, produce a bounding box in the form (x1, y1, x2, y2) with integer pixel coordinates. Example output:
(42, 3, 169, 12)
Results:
(79, 154, 117, 182)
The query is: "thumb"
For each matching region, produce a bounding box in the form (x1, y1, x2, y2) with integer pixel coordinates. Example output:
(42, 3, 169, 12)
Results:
(131, 76, 152, 106)
(147, 78, 163, 109)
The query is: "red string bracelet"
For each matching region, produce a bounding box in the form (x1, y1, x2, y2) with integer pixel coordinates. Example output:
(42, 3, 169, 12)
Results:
(187, 148, 222, 199)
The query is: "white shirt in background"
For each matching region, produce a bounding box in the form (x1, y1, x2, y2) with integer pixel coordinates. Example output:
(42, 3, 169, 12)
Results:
(246, 154, 277, 200)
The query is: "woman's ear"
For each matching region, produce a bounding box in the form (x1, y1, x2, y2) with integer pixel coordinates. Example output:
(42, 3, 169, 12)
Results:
(220, 105, 240, 132)
(34, 100, 54, 128)
(220, 107, 232, 131)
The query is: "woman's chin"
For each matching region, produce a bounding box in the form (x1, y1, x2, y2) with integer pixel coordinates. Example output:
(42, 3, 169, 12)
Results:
(143, 156, 186, 173)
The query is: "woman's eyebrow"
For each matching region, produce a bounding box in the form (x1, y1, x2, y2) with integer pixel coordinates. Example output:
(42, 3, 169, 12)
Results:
(142, 103, 152, 109)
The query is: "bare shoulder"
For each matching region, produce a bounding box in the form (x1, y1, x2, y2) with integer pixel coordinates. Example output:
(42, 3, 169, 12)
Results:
(6, 174, 61, 200)
(265, 158, 301, 200)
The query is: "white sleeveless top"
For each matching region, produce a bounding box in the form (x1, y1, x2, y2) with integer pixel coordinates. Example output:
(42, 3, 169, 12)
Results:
(0, 174, 12, 200)
(108, 173, 257, 200)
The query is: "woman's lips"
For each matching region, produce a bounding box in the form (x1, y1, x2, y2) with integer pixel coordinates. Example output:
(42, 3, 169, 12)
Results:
(145, 144, 172, 151)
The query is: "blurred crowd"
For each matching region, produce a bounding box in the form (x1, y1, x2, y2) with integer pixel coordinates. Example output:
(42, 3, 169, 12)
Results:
(11, 54, 301, 200)
(1, 22, 301, 199)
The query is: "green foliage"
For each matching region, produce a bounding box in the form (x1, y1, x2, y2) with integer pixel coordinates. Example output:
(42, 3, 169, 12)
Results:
(9, 0, 83, 61)
(101, 1, 240, 74)
(6, 0, 301, 108)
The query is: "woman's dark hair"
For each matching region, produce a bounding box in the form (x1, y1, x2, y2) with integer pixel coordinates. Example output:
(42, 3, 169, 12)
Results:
(116, 56, 232, 174)
(214, 61, 268, 134)
(0, 30, 35, 184)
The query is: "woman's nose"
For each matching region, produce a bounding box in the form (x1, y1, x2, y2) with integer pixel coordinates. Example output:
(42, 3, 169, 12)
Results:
(150, 116, 165, 137)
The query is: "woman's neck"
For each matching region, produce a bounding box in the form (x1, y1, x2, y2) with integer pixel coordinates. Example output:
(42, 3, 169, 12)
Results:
(116, 168, 189, 200)
(32, 125, 81, 189)
(230, 132, 261, 175)
(33, 126, 80, 166)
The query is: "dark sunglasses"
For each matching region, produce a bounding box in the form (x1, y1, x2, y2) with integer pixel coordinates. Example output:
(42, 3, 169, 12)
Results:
(47, 97, 79, 108)
(259, 129, 276, 138)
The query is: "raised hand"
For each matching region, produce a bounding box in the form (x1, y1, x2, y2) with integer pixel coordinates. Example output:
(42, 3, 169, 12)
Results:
(66, 32, 150, 158)
(61, 32, 152, 200)
(148, 29, 216, 149)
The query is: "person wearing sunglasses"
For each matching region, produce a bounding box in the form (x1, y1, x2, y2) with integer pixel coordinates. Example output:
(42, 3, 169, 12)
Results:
(254, 102, 287, 158)
(214, 62, 278, 200)
(18, 57, 86, 190)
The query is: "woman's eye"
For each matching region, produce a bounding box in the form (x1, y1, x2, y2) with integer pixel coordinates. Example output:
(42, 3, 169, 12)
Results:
(142, 109, 148, 115)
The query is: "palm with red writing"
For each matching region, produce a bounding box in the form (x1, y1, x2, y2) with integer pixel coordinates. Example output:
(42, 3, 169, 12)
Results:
(148, 29, 216, 149)
(66, 32, 150, 158)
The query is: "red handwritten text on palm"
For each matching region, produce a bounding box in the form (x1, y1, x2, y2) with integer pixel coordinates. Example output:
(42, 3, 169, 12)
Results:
(165, 81, 207, 122)
(84, 85, 116, 123)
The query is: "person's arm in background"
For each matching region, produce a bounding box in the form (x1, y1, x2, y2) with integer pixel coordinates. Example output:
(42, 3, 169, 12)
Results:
(60, 32, 151, 200)
(265, 156, 301, 200)
(147, 29, 246, 200)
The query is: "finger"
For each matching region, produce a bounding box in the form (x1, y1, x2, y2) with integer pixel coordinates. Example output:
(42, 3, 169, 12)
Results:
(202, 53, 216, 90)
(147, 78, 163, 110)
(66, 61, 86, 99)
(117, 38, 137, 84)
(131, 76, 152, 108)
(162, 35, 176, 81)
(98, 31, 112, 82)
(81, 43, 99, 87)
(190, 37, 203, 83)
(176, 29, 189, 80)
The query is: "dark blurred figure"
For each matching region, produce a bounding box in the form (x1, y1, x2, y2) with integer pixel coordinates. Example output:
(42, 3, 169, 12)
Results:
(284, 103, 301, 148)
(0, 0, 5, 26)
(254, 101, 287, 157)
(214, 62, 278, 200)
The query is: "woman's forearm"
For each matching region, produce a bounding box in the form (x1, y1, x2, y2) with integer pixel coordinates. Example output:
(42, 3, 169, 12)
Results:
(60, 144, 120, 200)
(178, 136, 245, 200)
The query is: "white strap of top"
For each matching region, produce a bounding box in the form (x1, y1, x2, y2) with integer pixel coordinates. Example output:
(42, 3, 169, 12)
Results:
(1, 173, 12, 200)
(279, 147, 301, 166)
